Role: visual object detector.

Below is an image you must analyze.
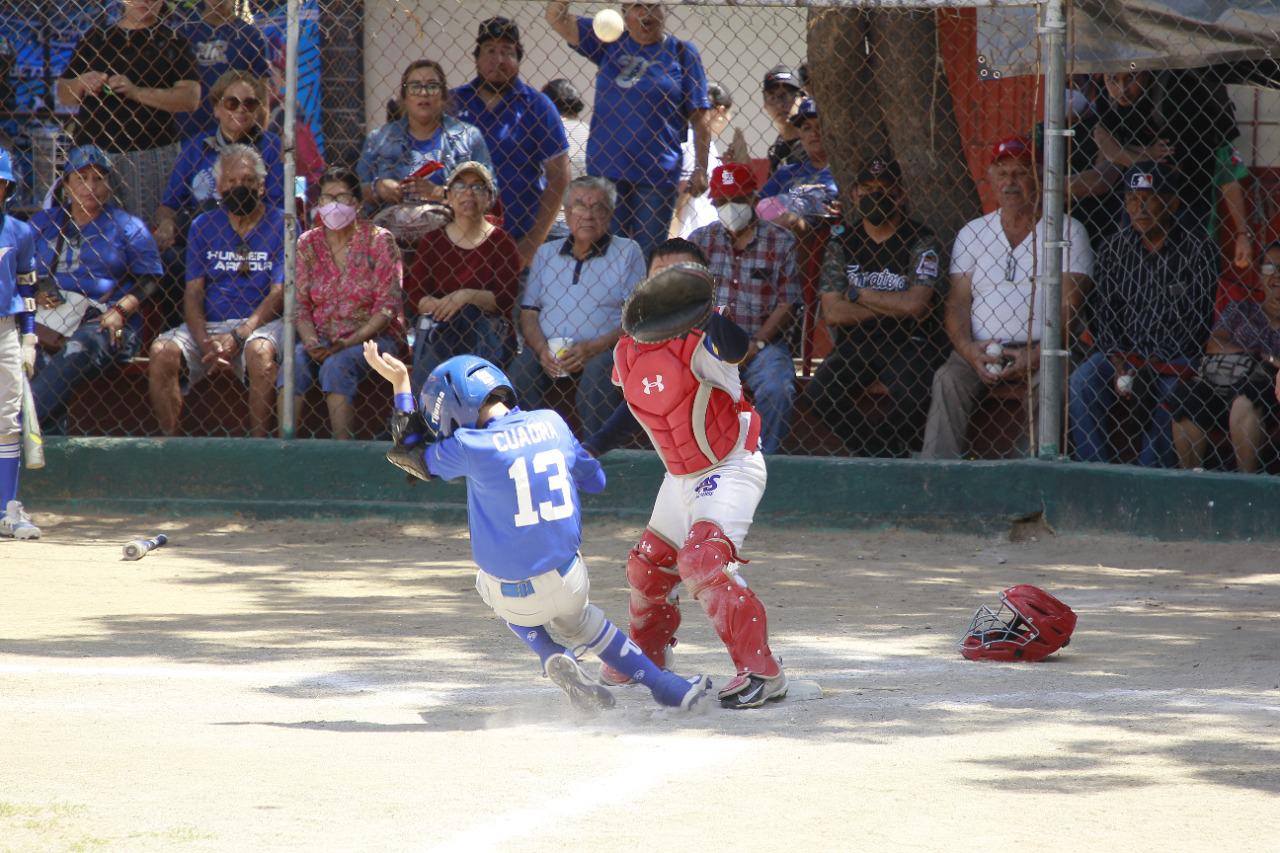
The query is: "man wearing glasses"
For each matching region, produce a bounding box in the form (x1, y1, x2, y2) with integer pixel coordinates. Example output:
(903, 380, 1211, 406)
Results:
(1071, 162, 1218, 467)
(510, 176, 646, 436)
(148, 145, 284, 438)
(922, 136, 1094, 459)
(451, 18, 571, 268)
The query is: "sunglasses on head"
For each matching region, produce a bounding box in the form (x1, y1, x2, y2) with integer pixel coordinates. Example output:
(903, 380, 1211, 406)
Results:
(221, 95, 262, 113)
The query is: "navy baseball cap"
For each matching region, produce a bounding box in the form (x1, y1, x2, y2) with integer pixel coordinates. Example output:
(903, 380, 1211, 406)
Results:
(763, 65, 802, 92)
(789, 97, 818, 127)
(65, 145, 113, 173)
(476, 17, 522, 51)
(1123, 162, 1179, 194)
(856, 157, 902, 186)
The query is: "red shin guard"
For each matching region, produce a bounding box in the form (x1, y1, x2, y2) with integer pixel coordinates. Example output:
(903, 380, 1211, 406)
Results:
(624, 529, 681, 668)
(678, 521, 781, 678)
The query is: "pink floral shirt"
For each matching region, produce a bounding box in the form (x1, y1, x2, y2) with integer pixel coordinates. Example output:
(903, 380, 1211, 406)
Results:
(296, 220, 404, 341)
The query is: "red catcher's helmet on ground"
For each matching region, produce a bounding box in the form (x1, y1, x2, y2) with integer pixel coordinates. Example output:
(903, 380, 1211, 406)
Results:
(961, 584, 1077, 662)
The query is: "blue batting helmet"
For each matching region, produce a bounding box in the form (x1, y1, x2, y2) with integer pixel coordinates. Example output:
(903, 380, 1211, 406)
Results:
(420, 354, 516, 438)
(0, 147, 14, 183)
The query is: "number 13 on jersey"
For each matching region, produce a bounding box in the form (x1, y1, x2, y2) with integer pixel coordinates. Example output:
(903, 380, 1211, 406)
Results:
(507, 449, 573, 527)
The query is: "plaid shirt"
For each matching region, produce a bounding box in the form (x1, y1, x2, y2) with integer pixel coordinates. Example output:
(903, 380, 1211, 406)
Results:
(689, 219, 799, 339)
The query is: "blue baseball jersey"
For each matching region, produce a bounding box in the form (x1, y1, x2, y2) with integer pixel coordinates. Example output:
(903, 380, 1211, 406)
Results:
(162, 129, 286, 212)
(0, 214, 37, 317)
(186, 205, 285, 322)
(168, 13, 271, 141)
(450, 78, 569, 241)
(425, 407, 606, 581)
(760, 160, 838, 201)
(574, 16, 710, 187)
(29, 206, 162, 304)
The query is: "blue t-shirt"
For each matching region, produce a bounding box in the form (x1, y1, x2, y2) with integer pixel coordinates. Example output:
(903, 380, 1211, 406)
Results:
(168, 14, 271, 140)
(0, 214, 37, 317)
(425, 407, 606, 580)
(186, 204, 285, 322)
(451, 78, 569, 241)
(29, 206, 162, 304)
(574, 17, 710, 187)
(162, 129, 286, 213)
(760, 160, 838, 201)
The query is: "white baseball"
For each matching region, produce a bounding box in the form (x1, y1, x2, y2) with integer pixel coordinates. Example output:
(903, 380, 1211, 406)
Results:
(1116, 374, 1135, 394)
(985, 363, 1003, 377)
(593, 8, 625, 42)
(985, 342, 1004, 359)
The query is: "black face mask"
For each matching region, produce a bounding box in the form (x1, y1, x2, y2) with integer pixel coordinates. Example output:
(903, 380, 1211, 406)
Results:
(222, 185, 260, 216)
(858, 192, 895, 225)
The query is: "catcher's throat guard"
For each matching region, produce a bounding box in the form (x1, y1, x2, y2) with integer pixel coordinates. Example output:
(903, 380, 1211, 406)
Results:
(622, 262, 715, 344)
(961, 584, 1077, 662)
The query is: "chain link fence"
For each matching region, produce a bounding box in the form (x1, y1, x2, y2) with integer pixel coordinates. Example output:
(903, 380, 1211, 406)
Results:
(6, 0, 1280, 474)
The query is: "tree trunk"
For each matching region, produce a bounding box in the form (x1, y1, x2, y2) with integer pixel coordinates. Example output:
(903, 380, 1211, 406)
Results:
(808, 8, 978, 242)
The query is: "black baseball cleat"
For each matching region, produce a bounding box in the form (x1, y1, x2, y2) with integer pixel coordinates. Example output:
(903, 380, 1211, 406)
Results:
(717, 671, 788, 710)
(546, 654, 617, 713)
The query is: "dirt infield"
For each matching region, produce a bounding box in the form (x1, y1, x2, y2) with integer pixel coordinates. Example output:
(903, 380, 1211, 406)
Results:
(1, 513, 1277, 852)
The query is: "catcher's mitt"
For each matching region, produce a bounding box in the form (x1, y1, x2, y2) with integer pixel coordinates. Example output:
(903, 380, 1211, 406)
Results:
(372, 201, 453, 247)
(622, 262, 715, 343)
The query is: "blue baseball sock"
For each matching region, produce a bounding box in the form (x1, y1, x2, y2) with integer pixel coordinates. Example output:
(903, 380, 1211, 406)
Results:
(0, 439, 19, 507)
(506, 622, 567, 672)
(591, 621, 688, 704)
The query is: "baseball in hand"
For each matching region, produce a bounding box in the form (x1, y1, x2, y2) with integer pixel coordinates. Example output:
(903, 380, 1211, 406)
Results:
(593, 8, 625, 42)
(985, 342, 1004, 359)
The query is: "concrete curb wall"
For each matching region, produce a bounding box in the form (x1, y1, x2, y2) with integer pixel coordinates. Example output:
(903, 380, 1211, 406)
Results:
(22, 437, 1280, 541)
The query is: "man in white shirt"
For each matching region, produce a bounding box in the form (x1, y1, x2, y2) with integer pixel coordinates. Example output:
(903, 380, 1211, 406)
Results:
(921, 136, 1094, 458)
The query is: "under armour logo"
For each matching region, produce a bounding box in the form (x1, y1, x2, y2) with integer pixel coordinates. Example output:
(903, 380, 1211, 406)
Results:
(642, 375, 665, 395)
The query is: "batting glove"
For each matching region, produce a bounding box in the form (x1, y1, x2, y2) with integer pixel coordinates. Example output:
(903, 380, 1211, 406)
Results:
(20, 333, 37, 378)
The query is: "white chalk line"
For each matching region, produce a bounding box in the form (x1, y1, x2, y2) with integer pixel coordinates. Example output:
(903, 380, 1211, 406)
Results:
(417, 734, 744, 853)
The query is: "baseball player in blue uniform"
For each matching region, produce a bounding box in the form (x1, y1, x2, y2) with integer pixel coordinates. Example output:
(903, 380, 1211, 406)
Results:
(0, 146, 40, 540)
(362, 343, 711, 713)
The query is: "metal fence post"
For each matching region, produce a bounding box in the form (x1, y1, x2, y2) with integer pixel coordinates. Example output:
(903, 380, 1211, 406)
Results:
(1037, 0, 1069, 459)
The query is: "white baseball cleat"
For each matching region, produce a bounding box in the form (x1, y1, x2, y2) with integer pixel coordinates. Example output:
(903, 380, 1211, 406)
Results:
(677, 674, 713, 713)
(0, 500, 40, 540)
(546, 654, 616, 713)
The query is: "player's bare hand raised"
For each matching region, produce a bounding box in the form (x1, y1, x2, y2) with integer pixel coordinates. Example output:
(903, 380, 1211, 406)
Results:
(363, 340, 411, 394)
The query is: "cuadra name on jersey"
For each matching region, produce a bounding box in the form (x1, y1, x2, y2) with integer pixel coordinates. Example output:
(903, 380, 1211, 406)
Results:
(207, 249, 273, 274)
(492, 420, 557, 452)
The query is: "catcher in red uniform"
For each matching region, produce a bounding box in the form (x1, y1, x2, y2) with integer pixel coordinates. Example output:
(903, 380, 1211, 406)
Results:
(584, 238, 786, 709)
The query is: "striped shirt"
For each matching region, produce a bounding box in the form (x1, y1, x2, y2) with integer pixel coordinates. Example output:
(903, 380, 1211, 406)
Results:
(690, 219, 799, 339)
(1089, 224, 1218, 362)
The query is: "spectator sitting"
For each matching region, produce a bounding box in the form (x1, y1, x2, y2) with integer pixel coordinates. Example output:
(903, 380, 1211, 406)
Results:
(1070, 163, 1217, 467)
(452, 18, 572, 268)
(168, 0, 270, 141)
(921, 137, 1094, 459)
(147, 145, 285, 438)
(542, 78, 590, 242)
(757, 98, 839, 235)
(287, 167, 404, 440)
(28, 146, 163, 433)
(760, 64, 807, 175)
(55, 0, 200, 220)
(546, 1, 713, 259)
(1093, 69, 1252, 268)
(1171, 244, 1280, 473)
(671, 82, 747, 240)
(689, 163, 799, 454)
(510, 176, 645, 436)
(357, 59, 492, 213)
(405, 161, 521, 395)
(801, 157, 948, 457)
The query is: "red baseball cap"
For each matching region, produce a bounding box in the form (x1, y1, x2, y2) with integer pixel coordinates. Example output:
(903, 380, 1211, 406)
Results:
(990, 136, 1036, 165)
(710, 163, 758, 201)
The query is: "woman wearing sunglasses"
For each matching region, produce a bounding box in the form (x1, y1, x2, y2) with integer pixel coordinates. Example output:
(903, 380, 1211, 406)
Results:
(153, 70, 283, 257)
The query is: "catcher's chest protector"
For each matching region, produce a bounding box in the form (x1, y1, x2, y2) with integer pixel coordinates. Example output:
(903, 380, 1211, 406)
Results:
(616, 333, 759, 476)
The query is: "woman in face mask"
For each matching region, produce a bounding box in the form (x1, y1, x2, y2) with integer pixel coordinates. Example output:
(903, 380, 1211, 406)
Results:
(288, 166, 405, 439)
(403, 160, 521, 396)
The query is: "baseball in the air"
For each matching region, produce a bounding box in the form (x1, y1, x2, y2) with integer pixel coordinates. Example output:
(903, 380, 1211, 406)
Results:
(593, 8, 625, 42)
(1116, 373, 1135, 394)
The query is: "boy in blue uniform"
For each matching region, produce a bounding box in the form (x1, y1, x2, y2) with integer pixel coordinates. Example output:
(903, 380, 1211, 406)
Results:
(362, 344, 711, 713)
(0, 145, 40, 539)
